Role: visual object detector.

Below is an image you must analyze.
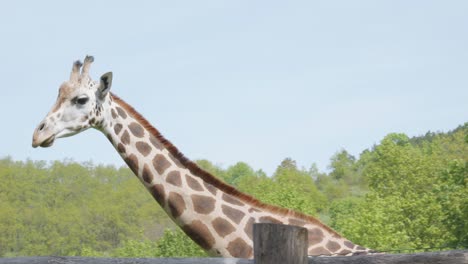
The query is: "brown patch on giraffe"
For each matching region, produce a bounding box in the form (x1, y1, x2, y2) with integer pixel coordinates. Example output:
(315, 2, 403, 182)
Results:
(149, 135, 163, 150)
(289, 218, 306, 227)
(94, 106, 103, 116)
(121, 130, 130, 145)
(116, 106, 127, 119)
(111, 108, 118, 119)
(203, 181, 217, 196)
(117, 143, 126, 154)
(222, 205, 245, 224)
(168, 192, 185, 218)
(149, 184, 166, 206)
(191, 194, 216, 214)
(222, 193, 244, 206)
(129, 122, 144, 138)
(338, 249, 352, 255)
(124, 154, 139, 175)
(136, 141, 152, 157)
(186, 175, 204, 191)
(248, 207, 261, 213)
(114, 124, 123, 135)
(309, 247, 330, 256)
(182, 220, 215, 250)
(308, 228, 324, 244)
(244, 217, 255, 240)
(153, 154, 171, 175)
(212, 217, 235, 238)
(89, 117, 96, 125)
(96, 120, 104, 127)
(326, 240, 341, 252)
(227, 238, 252, 258)
(344, 240, 355, 249)
(142, 164, 153, 184)
(166, 171, 182, 187)
(259, 216, 282, 224)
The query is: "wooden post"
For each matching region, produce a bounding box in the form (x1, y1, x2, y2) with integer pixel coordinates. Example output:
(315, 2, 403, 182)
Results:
(253, 223, 308, 264)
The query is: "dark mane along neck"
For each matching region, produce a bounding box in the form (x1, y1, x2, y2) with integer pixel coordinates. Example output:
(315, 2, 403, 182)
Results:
(110, 93, 341, 236)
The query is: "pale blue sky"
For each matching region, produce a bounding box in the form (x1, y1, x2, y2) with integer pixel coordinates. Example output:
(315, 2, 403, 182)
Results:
(1, 1, 467, 175)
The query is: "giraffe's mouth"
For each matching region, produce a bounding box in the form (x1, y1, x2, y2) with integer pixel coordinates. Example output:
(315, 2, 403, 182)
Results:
(40, 136, 55, 148)
(32, 134, 55, 148)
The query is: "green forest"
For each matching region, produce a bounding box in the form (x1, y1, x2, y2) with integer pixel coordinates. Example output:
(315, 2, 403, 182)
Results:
(0, 124, 466, 257)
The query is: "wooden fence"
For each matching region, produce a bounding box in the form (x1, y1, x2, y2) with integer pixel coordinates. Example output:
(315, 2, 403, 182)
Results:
(0, 224, 467, 264)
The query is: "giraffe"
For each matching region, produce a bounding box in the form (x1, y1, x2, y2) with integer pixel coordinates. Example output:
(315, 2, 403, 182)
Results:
(32, 56, 373, 258)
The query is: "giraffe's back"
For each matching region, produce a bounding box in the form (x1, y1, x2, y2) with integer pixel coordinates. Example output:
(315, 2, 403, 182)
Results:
(241, 205, 372, 257)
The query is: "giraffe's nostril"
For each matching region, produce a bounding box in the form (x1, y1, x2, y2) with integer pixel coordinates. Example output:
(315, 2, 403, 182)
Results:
(38, 123, 45, 131)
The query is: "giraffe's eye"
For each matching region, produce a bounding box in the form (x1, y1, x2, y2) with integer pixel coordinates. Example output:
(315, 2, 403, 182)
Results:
(73, 96, 89, 105)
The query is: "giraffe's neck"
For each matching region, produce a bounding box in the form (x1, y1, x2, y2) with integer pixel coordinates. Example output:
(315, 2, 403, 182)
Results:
(100, 94, 371, 258)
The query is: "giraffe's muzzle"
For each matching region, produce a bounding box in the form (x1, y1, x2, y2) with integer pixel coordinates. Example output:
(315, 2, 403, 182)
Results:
(32, 122, 55, 148)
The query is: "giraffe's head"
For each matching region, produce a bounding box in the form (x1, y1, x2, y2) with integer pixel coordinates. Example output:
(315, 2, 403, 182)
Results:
(32, 56, 113, 148)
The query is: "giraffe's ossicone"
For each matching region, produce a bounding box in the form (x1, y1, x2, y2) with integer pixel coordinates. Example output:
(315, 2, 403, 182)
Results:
(32, 56, 375, 258)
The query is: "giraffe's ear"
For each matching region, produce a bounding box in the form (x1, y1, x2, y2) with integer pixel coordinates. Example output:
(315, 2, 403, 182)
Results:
(98, 72, 113, 99)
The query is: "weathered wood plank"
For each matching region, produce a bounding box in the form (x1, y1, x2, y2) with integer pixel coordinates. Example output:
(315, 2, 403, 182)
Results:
(0, 251, 466, 264)
(307, 250, 468, 264)
(253, 223, 308, 264)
